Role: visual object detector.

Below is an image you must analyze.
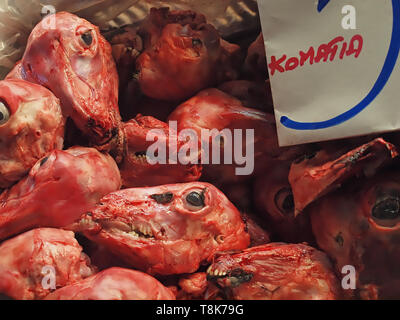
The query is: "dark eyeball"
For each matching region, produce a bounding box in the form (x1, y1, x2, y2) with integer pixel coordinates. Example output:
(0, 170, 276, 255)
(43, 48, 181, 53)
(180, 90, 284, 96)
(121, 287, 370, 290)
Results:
(372, 197, 400, 220)
(192, 38, 202, 48)
(0, 102, 10, 126)
(274, 187, 294, 215)
(39, 156, 49, 167)
(81, 31, 93, 46)
(186, 191, 205, 208)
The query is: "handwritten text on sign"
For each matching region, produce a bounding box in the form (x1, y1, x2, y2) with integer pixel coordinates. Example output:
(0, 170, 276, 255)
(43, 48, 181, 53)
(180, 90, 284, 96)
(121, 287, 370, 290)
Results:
(258, 0, 400, 146)
(268, 35, 363, 76)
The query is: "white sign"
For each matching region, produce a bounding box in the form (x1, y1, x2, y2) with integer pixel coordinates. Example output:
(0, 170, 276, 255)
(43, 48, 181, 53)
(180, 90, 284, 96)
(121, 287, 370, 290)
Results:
(258, 0, 400, 146)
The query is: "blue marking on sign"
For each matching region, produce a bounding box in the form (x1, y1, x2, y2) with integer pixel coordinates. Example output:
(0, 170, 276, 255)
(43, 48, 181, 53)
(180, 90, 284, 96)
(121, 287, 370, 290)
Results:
(280, 0, 400, 130)
(318, 0, 330, 12)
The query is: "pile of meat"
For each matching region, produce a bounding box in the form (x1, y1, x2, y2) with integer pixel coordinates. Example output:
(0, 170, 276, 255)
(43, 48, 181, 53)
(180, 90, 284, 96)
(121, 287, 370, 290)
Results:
(0, 8, 399, 300)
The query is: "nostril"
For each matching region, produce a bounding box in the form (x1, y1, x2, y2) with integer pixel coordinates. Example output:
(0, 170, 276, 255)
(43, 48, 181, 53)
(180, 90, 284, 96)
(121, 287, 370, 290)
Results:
(160, 227, 166, 236)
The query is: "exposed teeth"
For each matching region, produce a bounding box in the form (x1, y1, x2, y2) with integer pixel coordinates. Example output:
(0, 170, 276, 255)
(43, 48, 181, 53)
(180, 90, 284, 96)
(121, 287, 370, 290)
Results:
(101, 220, 155, 238)
(138, 225, 152, 236)
(134, 153, 148, 162)
(128, 224, 154, 238)
(145, 226, 152, 236)
(80, 218, 90, 225)
(129, 231, 139, 237)
(206, 266, 227, 277)
(207, 265, 213, 274)
(102, 220, 131, 233)
(78, 218, 95, 231)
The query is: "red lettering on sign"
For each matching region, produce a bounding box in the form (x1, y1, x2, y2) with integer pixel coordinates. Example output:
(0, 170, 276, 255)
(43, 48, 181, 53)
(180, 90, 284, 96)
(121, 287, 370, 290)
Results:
(347, 34, 363, 58)
(268, 54, 286, 76)
(268, 34, 364, 76)
(285, 57, 299, 71)
(339, 42, 347, 59)
(299, 47, 315, 66)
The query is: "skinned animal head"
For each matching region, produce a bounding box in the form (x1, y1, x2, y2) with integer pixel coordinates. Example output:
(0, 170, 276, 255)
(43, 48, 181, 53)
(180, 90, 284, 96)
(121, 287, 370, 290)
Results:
(76, 182, 250, 275)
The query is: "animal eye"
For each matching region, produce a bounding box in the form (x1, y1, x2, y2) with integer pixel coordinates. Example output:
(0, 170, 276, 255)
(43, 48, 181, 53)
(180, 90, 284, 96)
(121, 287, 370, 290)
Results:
(372, 197, 400, 220)
(192, 38, 202, 48)
(39, 156, 49, 167)
(0, 102, 10, 126)
(274, 187, 294, 215)
(81, 31, 93, 46)
(186, 191, 205, 208)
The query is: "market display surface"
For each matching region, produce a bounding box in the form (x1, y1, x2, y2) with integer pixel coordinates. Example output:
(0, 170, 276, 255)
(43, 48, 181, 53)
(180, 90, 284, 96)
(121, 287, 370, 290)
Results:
(0, 5, 399, 301)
